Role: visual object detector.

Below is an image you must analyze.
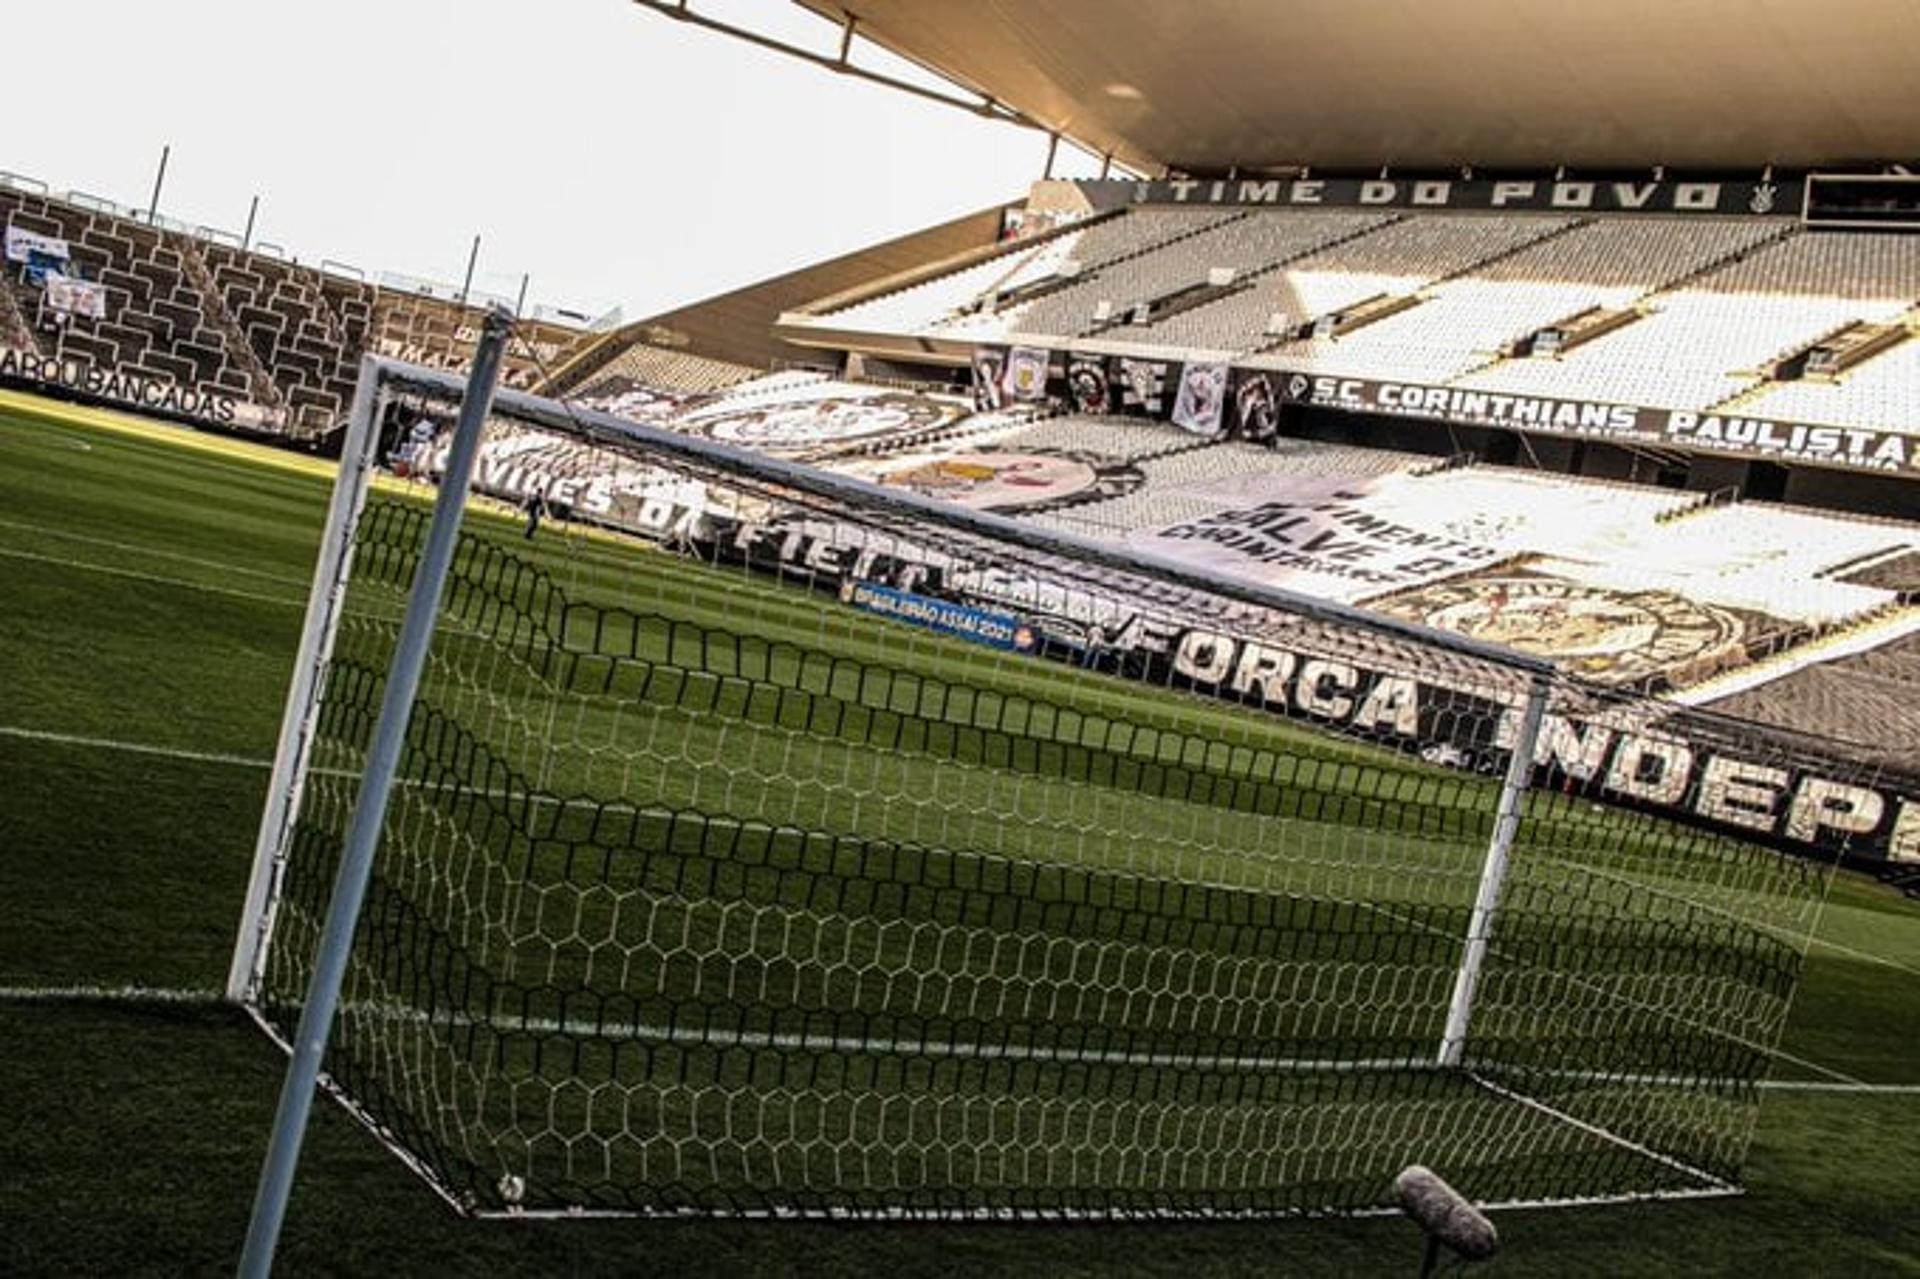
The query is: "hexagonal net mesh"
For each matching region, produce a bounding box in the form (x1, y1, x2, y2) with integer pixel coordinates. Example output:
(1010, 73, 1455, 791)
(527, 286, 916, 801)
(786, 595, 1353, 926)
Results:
(236, 364, 1841, 1219)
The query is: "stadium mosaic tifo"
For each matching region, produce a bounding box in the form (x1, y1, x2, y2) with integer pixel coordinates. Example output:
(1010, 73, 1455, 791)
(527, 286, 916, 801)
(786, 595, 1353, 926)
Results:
(218, 355, 1867, 1219)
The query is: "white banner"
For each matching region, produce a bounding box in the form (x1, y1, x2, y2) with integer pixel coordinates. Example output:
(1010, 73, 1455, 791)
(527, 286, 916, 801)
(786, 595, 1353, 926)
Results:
(1131, 476, 1504, 601)
(1000, 345, 1051, 402)
(1171, 362, 1228, 436)
(44, 272, 106, 320)
(4, 225, 69, 265)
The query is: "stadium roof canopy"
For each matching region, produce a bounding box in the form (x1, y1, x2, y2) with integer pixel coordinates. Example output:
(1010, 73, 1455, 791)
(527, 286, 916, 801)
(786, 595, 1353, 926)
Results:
(786, 0, 1920, 174)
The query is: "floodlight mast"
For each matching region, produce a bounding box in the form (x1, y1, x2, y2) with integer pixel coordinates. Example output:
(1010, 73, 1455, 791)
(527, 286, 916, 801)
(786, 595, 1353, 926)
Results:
(236, 310, 515, 1279)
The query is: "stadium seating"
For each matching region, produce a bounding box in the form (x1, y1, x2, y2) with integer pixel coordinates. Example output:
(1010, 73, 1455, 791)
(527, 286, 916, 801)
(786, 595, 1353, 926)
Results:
(200, 242, 361, 435)
(809, 206, 1920, 445)
(1703, 624, 1920, 768)
(1457, 229, 1920, 409)
(574, 340, 759, 396)
(1738, 333, 1920, 430)
(963, 413, 1208, 460)
(0, 272, 38, 352)
(820, 209, 1248, 341)
(1842, 546, 1920, 592)
(1135, 213, 1575, 354)
(1349, 465, 1700, 559)
(372, 291, 521, 386)
(1263, 217, 1790, 384)
(0, 184, 598, 435)
(1003, 211, 1391, 341)
(820, 238, 1066, 338)
(1025, 436, 1426, 540)
(4, 172, 1917, 743)
(0, 187, 255, 401)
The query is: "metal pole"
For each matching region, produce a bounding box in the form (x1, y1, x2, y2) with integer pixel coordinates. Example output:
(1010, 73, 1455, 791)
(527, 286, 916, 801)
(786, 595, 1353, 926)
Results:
(1437, 675, 1550, 1068)
(237, 311, 514, 1278)
(225, 359, 384, 1003)
(514, 272, 530, 318)
(147, 144, 171, 223)
(242, 196, 260, 252)
(458, 234, 481, 306)
(1043, 132, 1060, 180)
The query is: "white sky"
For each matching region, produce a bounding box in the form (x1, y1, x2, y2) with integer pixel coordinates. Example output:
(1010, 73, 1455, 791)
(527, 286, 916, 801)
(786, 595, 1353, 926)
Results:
(4, 0, 1105, 320)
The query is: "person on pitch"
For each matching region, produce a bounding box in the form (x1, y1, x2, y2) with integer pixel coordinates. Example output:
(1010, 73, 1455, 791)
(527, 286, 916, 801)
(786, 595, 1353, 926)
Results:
(522, 490, 547, 540)
(1082, 623, 1107, 670)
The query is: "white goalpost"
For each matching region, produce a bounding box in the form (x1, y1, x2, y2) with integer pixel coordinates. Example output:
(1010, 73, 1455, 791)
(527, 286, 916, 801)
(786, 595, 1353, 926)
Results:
(230, 337, 1837, 1240)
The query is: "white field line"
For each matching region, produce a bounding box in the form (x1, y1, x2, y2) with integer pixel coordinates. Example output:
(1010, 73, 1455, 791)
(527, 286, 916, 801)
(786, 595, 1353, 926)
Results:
(0, 725, 281, 770)
(0, 546, 310, 610)
(1533, 847, 1920, 981)
(0, 983, 222, 1006)
(11, 981, 1919, 1096)
(1466, 1070, 1735, 1191)
(1351, 889, 1872, 1087)
(0, 514, 310, 585)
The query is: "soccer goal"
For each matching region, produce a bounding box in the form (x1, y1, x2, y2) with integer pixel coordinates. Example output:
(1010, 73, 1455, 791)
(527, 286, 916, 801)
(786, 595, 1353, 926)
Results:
(228, 341, 1840, 1223)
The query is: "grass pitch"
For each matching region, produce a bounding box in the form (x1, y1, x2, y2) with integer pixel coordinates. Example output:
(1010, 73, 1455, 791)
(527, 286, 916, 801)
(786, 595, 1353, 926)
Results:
(2, 395, 1918, 1274)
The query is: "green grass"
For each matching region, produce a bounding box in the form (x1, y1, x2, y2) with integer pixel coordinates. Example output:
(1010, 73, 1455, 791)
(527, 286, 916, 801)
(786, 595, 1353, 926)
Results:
(2, 399, 1919, 1274)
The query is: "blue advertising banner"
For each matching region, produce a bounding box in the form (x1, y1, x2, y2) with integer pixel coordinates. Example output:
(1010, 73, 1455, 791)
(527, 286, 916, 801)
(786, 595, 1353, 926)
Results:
(842, 580, 1036, 653)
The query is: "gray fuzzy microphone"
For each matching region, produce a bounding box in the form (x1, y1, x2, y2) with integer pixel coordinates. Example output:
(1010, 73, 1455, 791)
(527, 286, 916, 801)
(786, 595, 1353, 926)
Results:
(1394, 1165, 1499, 1271)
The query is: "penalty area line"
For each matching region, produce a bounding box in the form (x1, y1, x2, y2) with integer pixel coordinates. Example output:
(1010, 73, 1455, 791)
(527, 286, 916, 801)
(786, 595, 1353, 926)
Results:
(0, 545, 309, 610)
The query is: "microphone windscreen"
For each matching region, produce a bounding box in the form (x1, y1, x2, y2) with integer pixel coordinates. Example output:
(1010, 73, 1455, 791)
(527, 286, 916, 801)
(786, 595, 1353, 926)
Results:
(1394, 1165, 1499, 1261)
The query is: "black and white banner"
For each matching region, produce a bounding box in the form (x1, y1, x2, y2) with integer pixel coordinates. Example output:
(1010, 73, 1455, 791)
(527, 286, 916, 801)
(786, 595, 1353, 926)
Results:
(1368, 570, 1750, 688)
(1066, 355, 1111, 414)
(700, 508, 1918, 863)
(569, 374, 699, 425)
(1171, 362, 1229, 437)
(1081, 174, 1805, 219)
(0, 346, 282, 431)
(1114, 357, 1172, 416)
(672, 381, 970, 459)
(1279, 373, 1919, 475)
(958, 351, 1917, 475)
(830, 444, 1143, 514)
(422, 420, 749, 541)
(970, 346, 1007, 412)
(1154, 624, 1916, 862)
(1231, 369, 1281, 444)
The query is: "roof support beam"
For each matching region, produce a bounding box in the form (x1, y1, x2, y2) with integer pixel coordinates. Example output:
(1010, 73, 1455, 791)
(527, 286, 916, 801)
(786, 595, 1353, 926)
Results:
(631, 0, 1040, 133)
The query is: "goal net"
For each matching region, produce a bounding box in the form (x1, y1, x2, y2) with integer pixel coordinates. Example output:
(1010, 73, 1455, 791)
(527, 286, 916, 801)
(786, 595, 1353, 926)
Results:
(230, 355, 1844, 1220)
